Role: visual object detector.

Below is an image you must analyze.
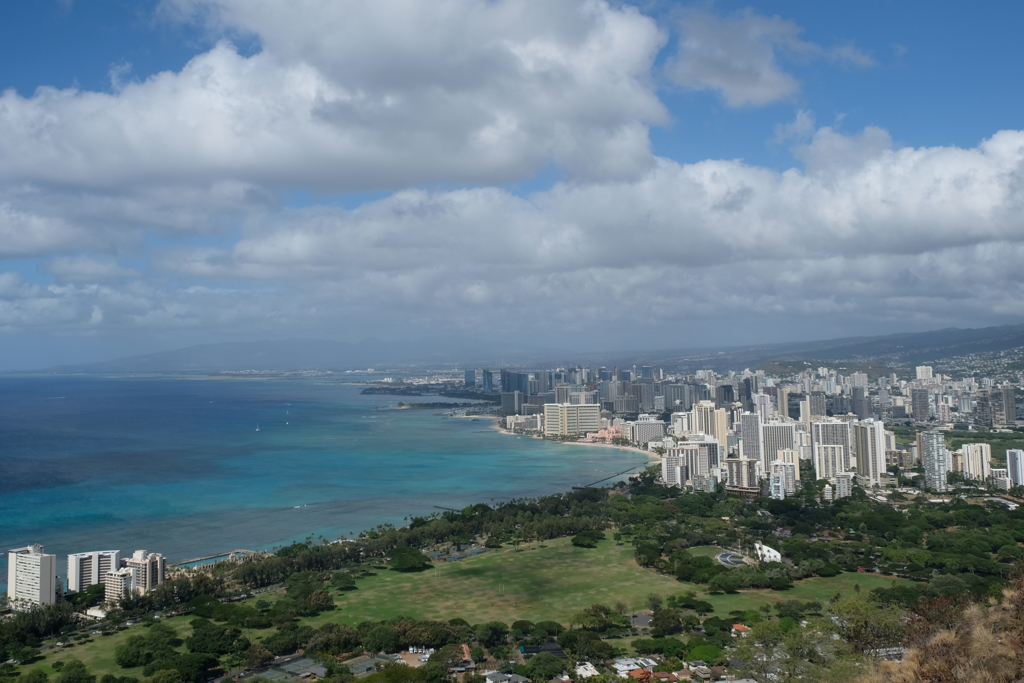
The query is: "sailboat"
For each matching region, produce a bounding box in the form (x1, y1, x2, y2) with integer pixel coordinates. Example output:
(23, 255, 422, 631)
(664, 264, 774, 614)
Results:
(255, 424, 260, 432)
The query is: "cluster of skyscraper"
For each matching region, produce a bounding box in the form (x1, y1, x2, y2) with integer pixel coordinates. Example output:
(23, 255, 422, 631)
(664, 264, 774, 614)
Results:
(485, 362, 1020, 497)
(5, 545, 165, 611)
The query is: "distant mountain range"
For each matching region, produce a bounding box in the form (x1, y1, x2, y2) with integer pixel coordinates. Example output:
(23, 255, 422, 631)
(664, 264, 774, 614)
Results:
(599, 323, 1024, 373)
(35, 338, 570, 374)
(25, 323, 1024, 374)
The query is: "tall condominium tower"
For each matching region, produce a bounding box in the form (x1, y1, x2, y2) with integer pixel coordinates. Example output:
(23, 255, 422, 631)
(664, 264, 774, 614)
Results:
(961, 443, 992, 481)
(68, 550, 121, 593)
(811, 420, 852, 480)
(7, 545, 57, 611)
(739, 412, 762, 465)
(921, 430, 951, 492)
(851, 419, 887, 487)
(1008, 449, 1024, 487)
(911, 388, 931, 423)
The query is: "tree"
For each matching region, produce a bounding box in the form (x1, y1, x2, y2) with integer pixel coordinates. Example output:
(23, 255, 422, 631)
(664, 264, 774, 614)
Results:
(23, 669, 49, 683)
(306, 590, 335, 612)
(244, 644, 274, 668)
(650, 608, 682, 634)
(116, 636, 151, 668)
(363, 625, 400, 654)
(708, 572, 740, 594)
(646, 594, 663, 611)
(525, 652, 563, 681)
(142, 672, 183, 683)
(827, 594, 905, 653)
(687, 644, 722, 666)
(388, 547, 430, 572)
(474, 622, 509, 648)
(331, 573, 357, 590)
(56, 661, 96, 683)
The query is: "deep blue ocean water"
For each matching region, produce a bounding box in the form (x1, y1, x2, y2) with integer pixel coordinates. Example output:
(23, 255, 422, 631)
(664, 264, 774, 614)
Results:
(0, 376, 649, 591)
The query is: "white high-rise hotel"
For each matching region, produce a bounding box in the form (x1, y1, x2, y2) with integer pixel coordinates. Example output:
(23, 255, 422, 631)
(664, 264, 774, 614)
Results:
(7, 544, 57, 611)
(68, 550, 121, 593)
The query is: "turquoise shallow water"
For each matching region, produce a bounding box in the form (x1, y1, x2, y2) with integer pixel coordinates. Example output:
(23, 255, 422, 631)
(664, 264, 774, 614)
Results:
(0, 376, 649, 590)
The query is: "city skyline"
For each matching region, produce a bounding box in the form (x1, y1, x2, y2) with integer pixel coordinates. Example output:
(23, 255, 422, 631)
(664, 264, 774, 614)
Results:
(2, 1, 1024, 370)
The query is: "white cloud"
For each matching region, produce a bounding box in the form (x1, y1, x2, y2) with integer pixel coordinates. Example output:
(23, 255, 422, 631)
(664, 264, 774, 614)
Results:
(47, 255, 140, 284)
(3, 106, 1024, 345)
(0, 0, 666, 195)
(667, 9, 874, 107)
(773, 109, 816, 144)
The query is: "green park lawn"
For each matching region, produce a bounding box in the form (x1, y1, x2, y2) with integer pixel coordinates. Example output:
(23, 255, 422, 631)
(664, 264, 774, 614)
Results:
(22, 615, 279, 679)
(24, 616, 196, 679)
(300, 537, 911, 627)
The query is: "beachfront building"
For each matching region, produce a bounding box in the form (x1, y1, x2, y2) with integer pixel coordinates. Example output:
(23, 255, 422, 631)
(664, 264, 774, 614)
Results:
(68, 550, 120, 593)
(622, 414, 667, 445)
(124, 550, 166, 593)
(544, 403, 600, 437)
(105, 567, 136, 606)
(7, 544, 58, 611)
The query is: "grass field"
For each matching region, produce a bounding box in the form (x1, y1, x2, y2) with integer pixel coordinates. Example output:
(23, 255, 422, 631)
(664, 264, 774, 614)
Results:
(23, 615, 280, 679)
(302, 537, 910, 626)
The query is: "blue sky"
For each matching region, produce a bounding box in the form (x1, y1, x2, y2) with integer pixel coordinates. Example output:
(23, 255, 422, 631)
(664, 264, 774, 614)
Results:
(1, 0, 1023, 369)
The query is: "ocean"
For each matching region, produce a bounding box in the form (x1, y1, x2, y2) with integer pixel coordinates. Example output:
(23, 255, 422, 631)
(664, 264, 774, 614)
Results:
(0, 376, 649, 591)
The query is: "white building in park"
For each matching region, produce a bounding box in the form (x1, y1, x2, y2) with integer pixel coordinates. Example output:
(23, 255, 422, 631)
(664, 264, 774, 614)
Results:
(7, 544, 58, 611)
(68, 550, 121, 593)
(754, 542, 782, 563)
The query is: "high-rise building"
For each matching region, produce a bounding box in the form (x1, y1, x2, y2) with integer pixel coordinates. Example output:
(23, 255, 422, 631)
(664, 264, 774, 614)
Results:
(921, 430, 951, 492)
(851, 387, 870, 420)
(752, 393, 771, 421)
(814, 445, 845, 481)
(911, 388, 931, 423)
(770, 460, 797, 496)
(661, 454, 688, 488)
(105, 567, 136, 606)
(7, 545, 57, 611)
(623, 414, 667, 445)
(916, 366, 934, 380)
(124, 550, 166, 594)
(544, 403, 600, 437)
(739, 412, 763, 468)
(667, 438, 722, 480)
(996, 384, 1016, 426)
(834, 473, 854, 499)
(68, 550, 121, 593)
(691, 401, 729, 447)
(482, 369, 493, 393)
(724, 458, 760, 496)
(500, 391, 524, 415)
(631, 382, 655, 412)
(961, 443, 992, 481)
(851, 419, 887, 487)
(762, 422, 797, 468)
(1008, 449, 1024, 487)
(777, 388, 790, 419)
(811, 420, 852, 479)
(777, 448, 801, 482)
(464, 370, 475, 387)
(808, 393, 827, 418)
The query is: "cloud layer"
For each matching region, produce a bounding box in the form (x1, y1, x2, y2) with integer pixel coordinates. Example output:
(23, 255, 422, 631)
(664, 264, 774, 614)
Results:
(0, 1, 1021, 358)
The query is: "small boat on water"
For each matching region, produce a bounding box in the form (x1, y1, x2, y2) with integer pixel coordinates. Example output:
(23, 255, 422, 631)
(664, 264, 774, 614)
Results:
(255, 424, 260, 432)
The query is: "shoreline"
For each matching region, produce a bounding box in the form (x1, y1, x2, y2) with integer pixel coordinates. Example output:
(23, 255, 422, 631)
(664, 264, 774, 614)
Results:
(489, 416, 660, 462)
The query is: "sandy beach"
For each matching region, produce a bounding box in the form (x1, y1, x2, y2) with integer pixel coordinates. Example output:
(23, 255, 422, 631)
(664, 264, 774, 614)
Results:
(490, 416, 661, 462)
